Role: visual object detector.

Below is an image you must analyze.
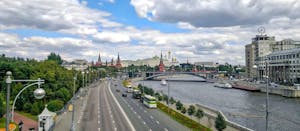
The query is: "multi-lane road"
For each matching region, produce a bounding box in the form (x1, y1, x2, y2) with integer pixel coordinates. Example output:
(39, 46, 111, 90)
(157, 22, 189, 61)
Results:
(55, 79, 188, 131)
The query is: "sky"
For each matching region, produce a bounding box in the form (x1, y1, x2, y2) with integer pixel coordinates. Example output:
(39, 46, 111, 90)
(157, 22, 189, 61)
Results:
(1, 0, 300, 65)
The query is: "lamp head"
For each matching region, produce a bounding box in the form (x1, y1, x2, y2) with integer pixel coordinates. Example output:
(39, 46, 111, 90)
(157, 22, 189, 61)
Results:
(34, 88, 46, 99)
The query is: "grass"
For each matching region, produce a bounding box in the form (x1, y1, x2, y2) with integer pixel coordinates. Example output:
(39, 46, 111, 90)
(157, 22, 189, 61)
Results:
(16, 111, 38, 121)
(157, 102, 211, 131)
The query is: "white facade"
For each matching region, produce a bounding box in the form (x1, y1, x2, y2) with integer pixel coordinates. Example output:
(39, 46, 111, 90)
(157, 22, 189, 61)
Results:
(268, 48, 300, 83)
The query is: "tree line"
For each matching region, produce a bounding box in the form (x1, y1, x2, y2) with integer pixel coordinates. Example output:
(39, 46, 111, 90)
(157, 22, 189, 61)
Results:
(0, 53, 95, 118)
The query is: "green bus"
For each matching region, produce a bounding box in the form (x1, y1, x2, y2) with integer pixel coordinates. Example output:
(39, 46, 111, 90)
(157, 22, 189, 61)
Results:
(143, 95, 157, 108)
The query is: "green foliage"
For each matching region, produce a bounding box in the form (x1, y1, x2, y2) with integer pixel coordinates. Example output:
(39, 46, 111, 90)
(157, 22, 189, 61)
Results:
(157, 102, 211, 131)
(23, 103, 32, 113)
(181, 107, 187, 114)
(195, 109, 204, 119)
(47, 100, 64, 112)
(215, 113, 227, 131)
(47, 52, 63, 65)
(0, 54, 83, 117)
(0, 93, 5, 118)
(176, 100, 183, 110)
(187, 105, 196, 116)
(169, 97, 176, 105)
(31, 102, 41, 115)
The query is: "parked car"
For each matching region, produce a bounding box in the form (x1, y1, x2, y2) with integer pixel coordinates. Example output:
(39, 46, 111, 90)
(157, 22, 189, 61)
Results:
(269, 82, 279, 87)
(122, 93, 127, 97)
(116, 89, 120, 92)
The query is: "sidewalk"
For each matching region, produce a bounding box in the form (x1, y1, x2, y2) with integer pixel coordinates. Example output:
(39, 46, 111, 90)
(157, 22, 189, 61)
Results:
(13, 113, 37, 131)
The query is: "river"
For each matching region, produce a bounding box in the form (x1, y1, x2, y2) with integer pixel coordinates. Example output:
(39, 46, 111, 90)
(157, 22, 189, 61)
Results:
(139, 80, 300, 131)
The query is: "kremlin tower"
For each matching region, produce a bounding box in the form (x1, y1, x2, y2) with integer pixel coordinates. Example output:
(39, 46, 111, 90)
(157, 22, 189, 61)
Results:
(95, 52, 102, 67)
(158, 52, 165, 72)
(115, 53, 122, 69)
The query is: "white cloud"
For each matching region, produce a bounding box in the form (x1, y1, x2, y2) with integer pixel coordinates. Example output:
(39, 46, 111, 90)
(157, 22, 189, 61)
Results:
(131, 0, 300, 27)
(0, 0, 122, 36)
(93, 32, 131, 43)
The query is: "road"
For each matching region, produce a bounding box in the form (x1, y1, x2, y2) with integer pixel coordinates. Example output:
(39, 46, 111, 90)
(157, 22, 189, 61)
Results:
(111, 79, 189, 131)
(56, 79, 189, 131)
(77, 80, 134, 131)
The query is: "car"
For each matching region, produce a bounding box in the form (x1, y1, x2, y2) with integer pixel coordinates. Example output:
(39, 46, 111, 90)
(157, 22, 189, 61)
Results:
(122, 93, 127, 97)
(116, 89, 120, 92)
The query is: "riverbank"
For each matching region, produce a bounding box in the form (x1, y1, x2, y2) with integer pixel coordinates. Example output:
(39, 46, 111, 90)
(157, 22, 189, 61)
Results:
(231, 80, 300, 98)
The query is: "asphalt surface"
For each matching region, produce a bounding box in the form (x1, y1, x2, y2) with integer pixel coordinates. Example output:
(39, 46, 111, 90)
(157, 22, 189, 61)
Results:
(77, 80, 134, 131)
(111, 79, 189, 131)
(56, 79, 189, 131)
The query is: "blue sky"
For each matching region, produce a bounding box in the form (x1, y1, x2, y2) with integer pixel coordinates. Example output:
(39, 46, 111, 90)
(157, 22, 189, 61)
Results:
(0, 0, 299, 65)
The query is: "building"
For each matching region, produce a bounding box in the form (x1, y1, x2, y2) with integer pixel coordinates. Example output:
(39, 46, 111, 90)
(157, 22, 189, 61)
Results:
(194, 61, 218, 68)
(267, 48, 300, 84)
(245, 44, 256, 78)
(115, 53, 122, 69)
(272, 39, 300, 52)
(245, 35, 276, 79)
(62, 59, 89, 71)
(158, 52, 165, 72)
(95, 52, 102, 67)
(245, 34, 300, 81)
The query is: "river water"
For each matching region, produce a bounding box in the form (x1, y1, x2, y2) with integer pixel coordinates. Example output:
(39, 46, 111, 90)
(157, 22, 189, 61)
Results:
(139, 80, 300, 131)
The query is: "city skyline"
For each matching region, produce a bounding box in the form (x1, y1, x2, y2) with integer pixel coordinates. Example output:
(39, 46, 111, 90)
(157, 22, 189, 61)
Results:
(1, 0, 300, 65)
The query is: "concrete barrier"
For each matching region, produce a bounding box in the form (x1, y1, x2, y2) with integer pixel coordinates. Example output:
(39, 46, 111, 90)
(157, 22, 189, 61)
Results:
(195, 103, 253, 131)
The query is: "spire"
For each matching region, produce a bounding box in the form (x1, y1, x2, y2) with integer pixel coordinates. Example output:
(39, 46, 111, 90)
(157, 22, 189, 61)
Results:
(111, 58, 114, 66)
(95, 52, 102, 66)
(159, 51, 165, 72)
(105, 59, 108, 66)
(116, 52, 122, 69)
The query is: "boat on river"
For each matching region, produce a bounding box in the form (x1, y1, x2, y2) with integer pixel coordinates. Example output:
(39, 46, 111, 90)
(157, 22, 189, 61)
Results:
(214, 82, 232, 89)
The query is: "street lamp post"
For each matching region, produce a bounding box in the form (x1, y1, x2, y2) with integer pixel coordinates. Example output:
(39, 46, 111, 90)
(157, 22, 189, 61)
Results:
(11, 79, 45, 122)
(82, 71, 85, 88)
(161, 78, 170, 114)
(6, 71, 12, 131)
(265, 59, 269, 131)
(71, 75, 76, 131)
(5, 71, 46, 131)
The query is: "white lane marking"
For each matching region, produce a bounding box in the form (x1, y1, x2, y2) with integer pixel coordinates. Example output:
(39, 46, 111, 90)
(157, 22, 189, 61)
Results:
(112, 120, 115, 123)
(108, 82, 136, 131)
(149, 129, 152, 131)
(156, 120, 160, 124)
(164, 128, 168, 131)
(114, 127, 117, 131)
(134, 111, 137, 114)
(150, 116, 153, 119)
(143, 121, 146, 125)
(144, 110, 147, 113)
(138, 115, 141, 119)
(98, 127, 101, 131)
(98, 121, 100, 124)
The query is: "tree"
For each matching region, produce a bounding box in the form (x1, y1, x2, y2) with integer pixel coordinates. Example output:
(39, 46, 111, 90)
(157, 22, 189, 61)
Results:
(195, 109, 204, 121)
(176, 100, 183, 110)
(181, 107, 186, 114)
(47, 52, 63, 65)
(0, 93, 5, 118)
(47, 100, 64, 112)
(215, 113, 227, 131)
(169, 97, 176, 105)
(187, 105, 196, 116)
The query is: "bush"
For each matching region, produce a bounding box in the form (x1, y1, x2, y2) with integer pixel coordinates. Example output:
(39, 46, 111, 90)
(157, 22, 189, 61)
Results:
(176, 100, 183, 110)
(215, 113, 226, 131)
(31, 102, 40, 115)
(195, 109, 204, 119)
(47, 100, 64, 112)
(169, 97, 176, 105)
(181, 107, 186, 114)
(23, 103, 32, 113)
(187, 105, 196, 116)
(157, 102, 211, 131)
